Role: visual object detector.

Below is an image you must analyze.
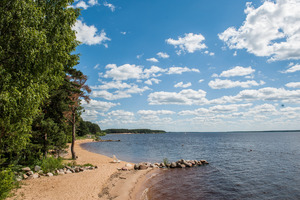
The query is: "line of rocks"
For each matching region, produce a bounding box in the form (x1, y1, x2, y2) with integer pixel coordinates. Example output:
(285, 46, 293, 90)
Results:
(116, 159, 209, 171)
(135, 159, 209, 170)
(17, 165, 98, 181)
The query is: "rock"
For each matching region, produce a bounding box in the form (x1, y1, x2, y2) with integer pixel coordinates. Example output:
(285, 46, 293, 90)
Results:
(32, 173, 39, 179)
(59, 169, 64, 173)
(16, 176, 22, 182)
(65, 166, 72, 170)
(166, 163, 171, 168)
(65, 170, 72, 174)
(34, 165, 41, 172)
(22, 167, 31, 172)
(139, 164, 148, 170)
(170, 162, 177, 168)
(38, 170, 43, 174)
(75, 168, 80, 173)
(185, 163, 192, 167)
(200, 160, 209, 164)
(23, 174, 28, 179)
(134, 164, 140, 170)
(121, 167, 128, 171)
(95, 166, 98, 169)
(70, 169, 75, 173)
(150, 164, 154, 168)
(47, 173, 54, 177)
(79, 167, 84, 172)
(26, 171, 34, 176)
(57, 172, 65, 175)
(160, 163, 165, 168)
(125, 163, 134, 170)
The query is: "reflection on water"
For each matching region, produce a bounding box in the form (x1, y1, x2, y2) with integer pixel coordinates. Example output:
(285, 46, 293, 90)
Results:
(82, 131, 300, 199)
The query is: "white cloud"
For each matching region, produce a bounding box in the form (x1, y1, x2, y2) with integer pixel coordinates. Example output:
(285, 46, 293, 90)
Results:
(145, 78, 161, 85)
(166, 33, 207, 54)
(91, 81, 132, 90)
(103, 64, 143, 80)
(233, 51, 237, 56)
(88, 0, 98, 6)
(138, 110, 175, 115)
(178, 103, 252, 116)
(146, 58, 159, 63)
(174, 82, 192, 88)
(210, 87, 300, 104)
(208, 79, 265, 89)
(199, 79, 204, 83)
(107, 110, 134, 117)
(219, 66, 255, 77)
(167, 67, 200, 74)
(121, 31, 127, 35)
(93, 64, 100, 69)
(281, 63, 300, 73)
(81, 99, 118, 112)
(148, 89, 207, 105)
(73, 20, 111, 46)
(73, 1, 89, 9)
(157, 52, 170, 58)
(219, 0, 300, 61)
(136, 54, 144, 59)
(285, 82, 300, 88)
(92, 85, 150, 100)
(103, 1, 115, 12)
(144, 66, 166, 78)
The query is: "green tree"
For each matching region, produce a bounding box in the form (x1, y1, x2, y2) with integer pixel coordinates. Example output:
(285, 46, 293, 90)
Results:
(64, 69, 91, 159)
(0, 0, 79, 166)
(77, 119, 90, 136)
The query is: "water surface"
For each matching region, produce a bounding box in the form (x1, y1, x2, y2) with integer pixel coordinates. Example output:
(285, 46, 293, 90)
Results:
(81, 132, 300, 199)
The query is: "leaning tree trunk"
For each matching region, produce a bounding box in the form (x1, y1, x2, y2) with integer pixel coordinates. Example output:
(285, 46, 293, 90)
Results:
(71, 111, 76, 160)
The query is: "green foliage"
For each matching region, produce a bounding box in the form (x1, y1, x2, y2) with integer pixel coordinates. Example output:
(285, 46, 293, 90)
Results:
(0, 0, 80, 167)
(163, 158, 169, 165)
(40, 157, 64, 173)
(77, 119, 102, 136)
(0, 168, 16, 200)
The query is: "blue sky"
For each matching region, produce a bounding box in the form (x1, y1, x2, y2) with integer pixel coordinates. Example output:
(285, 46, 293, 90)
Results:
(72, 0, 300, 132)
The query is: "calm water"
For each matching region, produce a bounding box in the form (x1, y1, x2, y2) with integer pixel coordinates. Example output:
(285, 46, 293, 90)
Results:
(81, 132, 300, 199)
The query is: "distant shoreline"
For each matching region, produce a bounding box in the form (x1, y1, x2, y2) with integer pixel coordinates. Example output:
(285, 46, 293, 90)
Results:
(166, 130, 300, 133)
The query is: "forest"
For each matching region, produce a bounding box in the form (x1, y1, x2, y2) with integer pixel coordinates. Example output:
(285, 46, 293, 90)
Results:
(0, 1, 97, 199)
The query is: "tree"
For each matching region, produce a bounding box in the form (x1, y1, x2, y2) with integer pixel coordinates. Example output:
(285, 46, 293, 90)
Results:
(64, 69, 91, 159)
(0, 0, 79, 166)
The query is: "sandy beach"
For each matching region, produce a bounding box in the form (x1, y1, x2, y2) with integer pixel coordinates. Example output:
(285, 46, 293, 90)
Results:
(9, 139, 153, 200)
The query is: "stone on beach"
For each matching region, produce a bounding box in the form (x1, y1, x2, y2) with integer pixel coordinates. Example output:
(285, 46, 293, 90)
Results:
(47, 172, 54, 177)
(22, 167, 31, 172)
(139, 164, 148, 170)
(34, 165, 41, 172)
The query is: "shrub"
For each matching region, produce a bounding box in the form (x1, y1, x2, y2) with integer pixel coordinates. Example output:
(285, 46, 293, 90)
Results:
(40, 157, 64, 173)
(0, 168, 16, 200)
(163, 158, 169, 165)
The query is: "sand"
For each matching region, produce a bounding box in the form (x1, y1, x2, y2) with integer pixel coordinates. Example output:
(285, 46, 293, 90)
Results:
(8, 139, 153, 200)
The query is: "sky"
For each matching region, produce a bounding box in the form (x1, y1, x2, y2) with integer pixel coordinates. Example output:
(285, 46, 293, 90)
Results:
(71, 0, 300, 132)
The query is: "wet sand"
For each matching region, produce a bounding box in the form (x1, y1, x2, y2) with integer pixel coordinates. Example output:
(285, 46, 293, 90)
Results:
(9, 139, 153, 200)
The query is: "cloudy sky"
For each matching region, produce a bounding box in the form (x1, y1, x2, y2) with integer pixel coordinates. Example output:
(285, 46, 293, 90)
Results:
(73, 0, 300, 132)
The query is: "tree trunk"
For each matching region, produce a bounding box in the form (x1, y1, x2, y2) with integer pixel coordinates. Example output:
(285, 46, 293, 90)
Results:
(44, 132, 47, 158)
(71, 111, 76, 159)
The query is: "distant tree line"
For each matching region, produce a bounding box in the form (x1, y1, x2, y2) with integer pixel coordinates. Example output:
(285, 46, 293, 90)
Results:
(105, 129, 166, 134)
(77, 120, 103, 136)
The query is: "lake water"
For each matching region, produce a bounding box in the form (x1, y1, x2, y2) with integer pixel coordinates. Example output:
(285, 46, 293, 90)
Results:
(81, 131, 300, 199)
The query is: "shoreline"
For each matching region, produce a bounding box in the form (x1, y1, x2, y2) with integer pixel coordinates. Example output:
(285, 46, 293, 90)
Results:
(8, 139, 155, 200)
